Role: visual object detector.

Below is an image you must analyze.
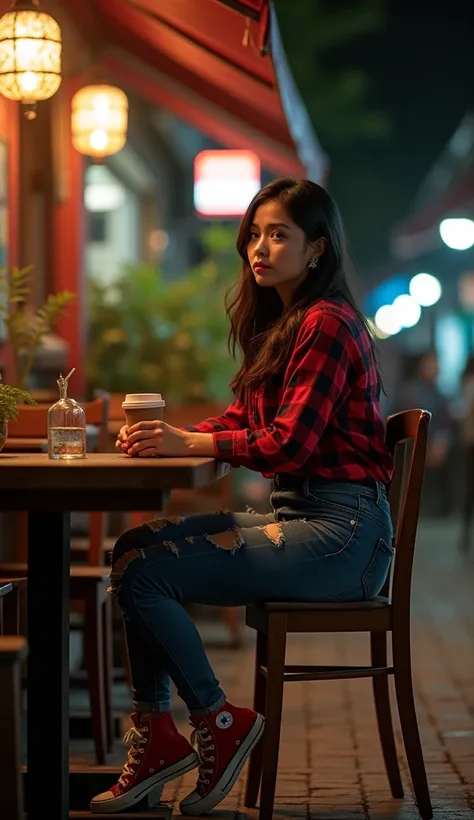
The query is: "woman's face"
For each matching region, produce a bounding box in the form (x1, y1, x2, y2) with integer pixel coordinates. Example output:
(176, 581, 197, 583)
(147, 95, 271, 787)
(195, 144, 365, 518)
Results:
(246, 199, 321, 306)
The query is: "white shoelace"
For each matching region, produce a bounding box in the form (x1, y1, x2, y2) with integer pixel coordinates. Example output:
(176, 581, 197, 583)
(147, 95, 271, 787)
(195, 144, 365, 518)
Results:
(117, 725, 148, 787)
(190, 725, 215, 785)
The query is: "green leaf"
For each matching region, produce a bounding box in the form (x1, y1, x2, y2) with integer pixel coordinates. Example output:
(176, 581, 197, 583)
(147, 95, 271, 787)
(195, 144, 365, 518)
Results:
(0, 265, 76, 387)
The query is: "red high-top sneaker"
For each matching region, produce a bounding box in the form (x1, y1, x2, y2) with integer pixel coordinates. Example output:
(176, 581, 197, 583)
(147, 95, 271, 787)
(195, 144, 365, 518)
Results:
(91, 711, 199, 813)
(179, 701, 264, 816)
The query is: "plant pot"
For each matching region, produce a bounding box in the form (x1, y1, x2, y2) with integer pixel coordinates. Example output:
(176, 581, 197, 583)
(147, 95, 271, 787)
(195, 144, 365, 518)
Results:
(0, 419, 7, 453)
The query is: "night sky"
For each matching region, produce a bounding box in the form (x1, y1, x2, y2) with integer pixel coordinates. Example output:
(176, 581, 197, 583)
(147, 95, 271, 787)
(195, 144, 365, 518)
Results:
(326, 0, 474, 276)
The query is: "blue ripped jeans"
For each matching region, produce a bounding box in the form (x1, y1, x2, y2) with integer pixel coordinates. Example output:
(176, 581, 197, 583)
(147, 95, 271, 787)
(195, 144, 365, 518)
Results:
(110, 477, 393, 716)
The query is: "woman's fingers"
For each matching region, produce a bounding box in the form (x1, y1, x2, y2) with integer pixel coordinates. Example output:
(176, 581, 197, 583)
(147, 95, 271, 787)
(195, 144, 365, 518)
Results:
(129, 437, 161, 456)
(127, 428, 161, 446)
(128, 420, 162, 434)
(136, 448, 158, 458)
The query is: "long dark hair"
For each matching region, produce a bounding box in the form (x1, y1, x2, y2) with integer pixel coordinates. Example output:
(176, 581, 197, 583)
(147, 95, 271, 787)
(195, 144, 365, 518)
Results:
(226, 177, 379, 401)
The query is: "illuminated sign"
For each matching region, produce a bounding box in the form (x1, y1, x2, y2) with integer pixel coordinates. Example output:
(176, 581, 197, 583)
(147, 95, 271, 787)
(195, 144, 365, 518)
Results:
(194, 150, 261, 217)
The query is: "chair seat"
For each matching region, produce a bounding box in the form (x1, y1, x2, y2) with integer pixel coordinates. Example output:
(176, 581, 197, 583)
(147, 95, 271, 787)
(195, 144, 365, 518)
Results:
(0, 563, 110, 604)
(0, 578, 27, 591)
(70, 566, 110, 581)
(0, 635, 28, 663)
(251, 596, 390, 612)
(0, 562, 109, 582)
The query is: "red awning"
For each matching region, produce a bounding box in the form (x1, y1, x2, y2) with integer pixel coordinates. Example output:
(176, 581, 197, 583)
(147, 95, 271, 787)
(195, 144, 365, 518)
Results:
(392, 164, 474, 259)
(63, 0, 327, 181)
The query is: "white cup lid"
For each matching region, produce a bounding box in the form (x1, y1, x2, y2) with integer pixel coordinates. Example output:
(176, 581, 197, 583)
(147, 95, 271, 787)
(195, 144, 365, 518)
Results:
(122, 393, 166, 409)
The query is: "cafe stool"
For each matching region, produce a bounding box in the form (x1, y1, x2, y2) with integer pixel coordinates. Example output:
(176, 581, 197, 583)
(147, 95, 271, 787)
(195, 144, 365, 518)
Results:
(0, 563, 114, 764)
(244, 410, 433, 820)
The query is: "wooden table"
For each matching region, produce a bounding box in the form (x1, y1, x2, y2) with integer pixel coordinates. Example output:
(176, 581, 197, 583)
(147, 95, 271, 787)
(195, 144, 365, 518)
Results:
(0, 453, 228, 819)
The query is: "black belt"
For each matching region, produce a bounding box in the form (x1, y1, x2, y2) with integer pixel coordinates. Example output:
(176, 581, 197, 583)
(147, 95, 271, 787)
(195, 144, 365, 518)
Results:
(273, 474, 377, 490)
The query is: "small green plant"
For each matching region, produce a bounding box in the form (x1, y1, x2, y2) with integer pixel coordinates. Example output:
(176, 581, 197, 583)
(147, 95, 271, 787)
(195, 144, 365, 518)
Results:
(0, 374, 36, 423)
(0, 265, 75, 389)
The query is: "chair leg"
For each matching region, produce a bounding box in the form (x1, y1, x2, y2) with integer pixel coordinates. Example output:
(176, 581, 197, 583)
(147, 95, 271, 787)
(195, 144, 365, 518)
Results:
(258, 613, 287, 820)
(370, 632, 403, 798)
(1, 587, 20, 636)
(83, 586, 108, 765)
(102, 594, 115, 751)
(245, 630, 268, 808)
(0, 655, 24, 820)
(220, 606, 244, 648)
(393, 628, 432, 819)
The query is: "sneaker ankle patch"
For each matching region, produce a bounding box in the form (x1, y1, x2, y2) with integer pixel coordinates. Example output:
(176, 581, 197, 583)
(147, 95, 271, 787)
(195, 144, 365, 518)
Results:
(215, 711, 233, 729)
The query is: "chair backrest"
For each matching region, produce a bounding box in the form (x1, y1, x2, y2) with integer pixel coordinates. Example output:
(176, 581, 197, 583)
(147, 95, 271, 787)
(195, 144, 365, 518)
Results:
(384, 408, 431, 616)
(8, 396, 109, 452)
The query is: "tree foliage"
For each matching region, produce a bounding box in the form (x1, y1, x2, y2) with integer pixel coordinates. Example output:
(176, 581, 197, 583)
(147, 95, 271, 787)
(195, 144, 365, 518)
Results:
(274, 0, 390, 146)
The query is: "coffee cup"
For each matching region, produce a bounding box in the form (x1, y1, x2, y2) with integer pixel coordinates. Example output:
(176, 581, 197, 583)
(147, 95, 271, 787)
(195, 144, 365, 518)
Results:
(121, 393, 166, 428)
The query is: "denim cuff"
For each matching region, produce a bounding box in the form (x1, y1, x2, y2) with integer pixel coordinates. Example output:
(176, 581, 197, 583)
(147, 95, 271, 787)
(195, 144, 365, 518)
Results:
(133, 700, 171, 714)
(189, 692, 226, 717)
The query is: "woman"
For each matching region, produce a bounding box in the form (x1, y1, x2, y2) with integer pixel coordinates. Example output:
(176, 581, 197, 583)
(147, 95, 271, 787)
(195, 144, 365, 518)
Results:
(91, 178, 394, 815)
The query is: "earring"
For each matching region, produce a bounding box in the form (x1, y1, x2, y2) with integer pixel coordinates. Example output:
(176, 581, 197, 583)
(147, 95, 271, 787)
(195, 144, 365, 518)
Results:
(309, 257, 319, 269)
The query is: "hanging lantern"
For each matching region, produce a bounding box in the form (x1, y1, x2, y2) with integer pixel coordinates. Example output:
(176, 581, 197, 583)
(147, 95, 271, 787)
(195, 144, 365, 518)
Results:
(0, 0, 62, 114)
(71, 84, 128, 160)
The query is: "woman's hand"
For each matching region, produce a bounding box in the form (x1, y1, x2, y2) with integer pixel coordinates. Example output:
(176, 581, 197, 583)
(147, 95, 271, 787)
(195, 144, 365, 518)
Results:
(115, 424, 129, 451)
(121, 420, 190, 458)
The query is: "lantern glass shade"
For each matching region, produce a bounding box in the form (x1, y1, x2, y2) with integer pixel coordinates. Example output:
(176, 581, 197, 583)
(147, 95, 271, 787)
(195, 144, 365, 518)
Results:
(71, 84, 128, 159)
(0, 8, 62, 103)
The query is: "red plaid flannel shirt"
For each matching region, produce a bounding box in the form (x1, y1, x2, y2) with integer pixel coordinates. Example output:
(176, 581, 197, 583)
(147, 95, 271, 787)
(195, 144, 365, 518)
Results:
(186, 299, 393, 482)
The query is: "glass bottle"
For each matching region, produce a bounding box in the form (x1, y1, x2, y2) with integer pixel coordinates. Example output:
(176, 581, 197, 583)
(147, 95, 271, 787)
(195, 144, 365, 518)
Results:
(48, 369, 86, 460)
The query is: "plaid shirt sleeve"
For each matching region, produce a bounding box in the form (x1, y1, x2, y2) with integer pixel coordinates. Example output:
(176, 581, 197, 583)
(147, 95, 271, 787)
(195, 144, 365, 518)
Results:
(212, 310, 357, 472)
(182, 395, 249, 434)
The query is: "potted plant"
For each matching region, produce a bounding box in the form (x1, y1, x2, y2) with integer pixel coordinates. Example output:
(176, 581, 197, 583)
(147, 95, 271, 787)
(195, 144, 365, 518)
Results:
(0, 264, 75, 389)
(0, 375, 36, 453)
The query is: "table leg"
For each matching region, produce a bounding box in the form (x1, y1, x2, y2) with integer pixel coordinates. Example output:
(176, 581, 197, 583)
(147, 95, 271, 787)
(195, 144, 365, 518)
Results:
(27, 512, 70, 820)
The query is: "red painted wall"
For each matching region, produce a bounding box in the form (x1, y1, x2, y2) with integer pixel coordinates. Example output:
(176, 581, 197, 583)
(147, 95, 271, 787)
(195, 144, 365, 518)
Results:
(0, 96, 19, 382)
(52, 78, 86, 397)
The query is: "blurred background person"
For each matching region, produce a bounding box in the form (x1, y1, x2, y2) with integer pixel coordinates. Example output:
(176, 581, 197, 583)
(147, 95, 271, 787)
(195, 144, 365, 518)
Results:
(459, 355, 474, 547)
(390, 350, 455, 517)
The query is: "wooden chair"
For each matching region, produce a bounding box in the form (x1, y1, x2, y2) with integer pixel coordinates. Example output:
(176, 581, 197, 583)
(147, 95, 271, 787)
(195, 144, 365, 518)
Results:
(0, 577, 27, 636)
(244, 409, 433, 820)
(0, 398, 114, 764)
(0, 582, 28, 820)
(0, 580, 13, 633)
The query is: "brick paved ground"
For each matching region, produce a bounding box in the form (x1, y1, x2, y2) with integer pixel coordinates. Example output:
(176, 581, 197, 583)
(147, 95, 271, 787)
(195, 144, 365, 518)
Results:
(72, 516, 474, 819)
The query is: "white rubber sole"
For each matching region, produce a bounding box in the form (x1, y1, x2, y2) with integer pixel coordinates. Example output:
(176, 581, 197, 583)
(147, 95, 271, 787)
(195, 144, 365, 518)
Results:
(180, 714, 265, 816)
(90, 751, 199, 813)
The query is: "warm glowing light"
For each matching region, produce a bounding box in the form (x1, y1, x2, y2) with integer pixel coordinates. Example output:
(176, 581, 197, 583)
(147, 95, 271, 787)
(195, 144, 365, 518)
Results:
(0, 2, 62, 104)
(71, 84, 128, 159)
